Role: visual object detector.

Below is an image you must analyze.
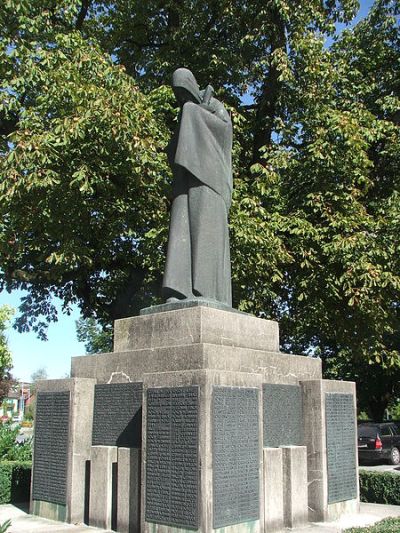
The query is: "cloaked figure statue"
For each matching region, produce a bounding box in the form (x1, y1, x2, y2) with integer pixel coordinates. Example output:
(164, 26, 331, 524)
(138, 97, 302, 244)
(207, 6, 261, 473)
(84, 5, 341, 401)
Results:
(162, 68, 233, 307)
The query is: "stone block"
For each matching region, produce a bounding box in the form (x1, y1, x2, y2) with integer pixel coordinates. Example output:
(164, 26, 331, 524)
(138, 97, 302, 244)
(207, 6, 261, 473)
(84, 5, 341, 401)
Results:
(71, 343, 321, 386)
(89, 445, 118, 530)
(117, 448, 141, 533)
(113, 306, 279, 352)
(30, 378, 95, 524)
(141, 369, 263, 533)
(301, 379, 359, 522)
(281, 446, 308, 528)
(263, 448, 284, 532)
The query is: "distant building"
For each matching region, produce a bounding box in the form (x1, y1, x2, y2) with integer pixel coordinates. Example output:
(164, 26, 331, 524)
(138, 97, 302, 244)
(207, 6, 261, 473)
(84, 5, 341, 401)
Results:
(0, 381, 32, 421)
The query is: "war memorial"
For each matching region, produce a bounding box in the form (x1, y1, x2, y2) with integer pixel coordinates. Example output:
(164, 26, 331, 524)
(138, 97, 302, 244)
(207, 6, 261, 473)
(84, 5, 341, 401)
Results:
(30, 69, 359, 533)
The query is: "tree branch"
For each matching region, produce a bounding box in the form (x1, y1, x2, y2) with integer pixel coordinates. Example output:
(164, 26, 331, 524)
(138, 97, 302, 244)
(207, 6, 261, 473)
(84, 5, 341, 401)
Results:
(252, 9, 286, 163)
(75, 0, 91, 30)
(0, 114, 18, 137)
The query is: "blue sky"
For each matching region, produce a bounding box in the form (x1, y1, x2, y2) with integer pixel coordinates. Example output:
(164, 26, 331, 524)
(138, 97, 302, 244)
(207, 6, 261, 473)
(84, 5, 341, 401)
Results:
(0, 0, 376, 382)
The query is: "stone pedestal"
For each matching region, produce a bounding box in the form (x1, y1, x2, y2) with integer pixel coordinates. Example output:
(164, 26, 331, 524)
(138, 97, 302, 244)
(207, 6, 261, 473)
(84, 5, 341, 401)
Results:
(302, 380, 359, 522)
(141, 370, 263, 533)
(30, 305, 359, 532)
(281, 446, 308, 528)
(31, 378, 95, 524)
(117, 448, 141, 533)
(89, 445, 118, 529)
(263, 448, 284, 532)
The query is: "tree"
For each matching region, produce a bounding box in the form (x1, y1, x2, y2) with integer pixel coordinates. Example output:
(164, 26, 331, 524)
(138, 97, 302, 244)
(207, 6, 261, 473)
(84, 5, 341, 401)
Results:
(0, 1, 171, 337)
(30, 367, 48, 389)
(0, 305, 14, 404)
(76, 317, 113, 354)
(0, 1, 399, 416)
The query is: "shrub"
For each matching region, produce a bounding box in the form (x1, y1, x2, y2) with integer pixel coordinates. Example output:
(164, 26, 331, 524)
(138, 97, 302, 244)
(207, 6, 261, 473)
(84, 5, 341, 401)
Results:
(0, 461, 31, 504)
(0, 422, 32, 461)
(345, 517, 400, 532)
(0, 520, 11, 533)
(359, 469, 400, 505)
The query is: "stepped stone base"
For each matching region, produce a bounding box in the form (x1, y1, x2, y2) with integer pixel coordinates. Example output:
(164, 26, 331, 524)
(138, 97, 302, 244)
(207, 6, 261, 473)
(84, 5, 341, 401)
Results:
(31, 306, 359, 532)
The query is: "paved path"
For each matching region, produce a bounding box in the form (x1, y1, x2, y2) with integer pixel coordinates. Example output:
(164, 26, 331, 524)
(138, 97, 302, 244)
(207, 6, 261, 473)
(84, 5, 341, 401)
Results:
(1, 502, 400, 532)
(290, 503, 400, 532)
(0, 504, 112, 533)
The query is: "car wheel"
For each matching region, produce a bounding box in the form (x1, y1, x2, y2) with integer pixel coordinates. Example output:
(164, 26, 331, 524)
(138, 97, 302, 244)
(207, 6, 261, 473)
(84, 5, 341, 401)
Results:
(390, 447, 400, 465)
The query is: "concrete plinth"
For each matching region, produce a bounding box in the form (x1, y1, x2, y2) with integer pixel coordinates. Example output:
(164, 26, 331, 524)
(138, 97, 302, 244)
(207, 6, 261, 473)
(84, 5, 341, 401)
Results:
(31, 378, 96, 524)
(282, 446, 308, 528)
(118, 448, 141, 533)
(72, 308, 321, 386)
(114, 306, 279, 353)
(89, 446, 118, 530)
(263, 448, 284, 532)
(301, 380, 359, 522)
(141, 370, 263, 533)
(30, 305, 359, 533)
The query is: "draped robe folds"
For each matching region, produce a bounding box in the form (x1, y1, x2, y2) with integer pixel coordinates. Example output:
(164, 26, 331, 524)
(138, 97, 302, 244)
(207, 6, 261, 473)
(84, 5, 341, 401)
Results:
(162, 99, 233, 306)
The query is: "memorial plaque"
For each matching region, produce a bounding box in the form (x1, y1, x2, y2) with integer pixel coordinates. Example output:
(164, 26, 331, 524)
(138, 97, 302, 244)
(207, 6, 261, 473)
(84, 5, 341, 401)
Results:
(145, 387, 199, 528)
(92, 382, 143, 447)
(325, 393, 357, 504)
(263, 383, 303, 447)
(32, 391, 70, 505)
(213, 387, 260, 528)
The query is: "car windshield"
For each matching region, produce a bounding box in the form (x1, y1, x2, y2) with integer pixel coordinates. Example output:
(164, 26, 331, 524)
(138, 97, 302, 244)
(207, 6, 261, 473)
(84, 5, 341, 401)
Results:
(358, 426, 377, 438)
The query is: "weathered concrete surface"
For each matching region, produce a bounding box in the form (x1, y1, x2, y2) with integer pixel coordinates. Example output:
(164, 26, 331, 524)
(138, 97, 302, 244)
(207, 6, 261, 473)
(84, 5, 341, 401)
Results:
(141, 370, 263, 533)
(31, 378, 96, 524)
(2, 502, 400, 533)
(117, 448, 141, 533)
(301, 380, 359, 523)
(113, 306, 279, 352)
(89, 446, 117, 530)
(31, 501, 66, 523)
(263, 447, 284, 532)
(0, 503, 113, 532)
(282, 446, 308, 528)
(72, 344, 321, 386)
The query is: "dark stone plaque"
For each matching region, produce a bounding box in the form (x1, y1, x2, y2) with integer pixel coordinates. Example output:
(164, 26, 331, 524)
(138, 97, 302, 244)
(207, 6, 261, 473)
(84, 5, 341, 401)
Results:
(213, 387, 260, 529)
(32, 391, 70, 505)
(145, 386, 199, 529)
(263, 384, 303, 447)
(92, 382, 143, 447)
(325, 393, 357, 504)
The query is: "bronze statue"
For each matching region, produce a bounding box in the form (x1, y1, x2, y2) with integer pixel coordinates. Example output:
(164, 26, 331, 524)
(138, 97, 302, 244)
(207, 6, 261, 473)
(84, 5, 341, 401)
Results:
(162, 68, 233, 306)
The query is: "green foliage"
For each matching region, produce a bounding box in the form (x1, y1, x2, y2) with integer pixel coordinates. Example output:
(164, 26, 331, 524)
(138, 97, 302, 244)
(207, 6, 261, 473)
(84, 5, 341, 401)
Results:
(0, 0, 171, 336)
(359, 469, 400, 506)
(0, 306, 13, 377)
(0, 461, 31, 504)
(345, 517, 400, 533)
(0, 306, 14, 405)
(0, 423, 32, 462)
(0, 0, 399, 417)
(76, 317, 113, 354)
(23, 403, 34, 422)
(388, 400, 400, 420)
(325, 356, 400, 421)
(0, 520, 11, 533)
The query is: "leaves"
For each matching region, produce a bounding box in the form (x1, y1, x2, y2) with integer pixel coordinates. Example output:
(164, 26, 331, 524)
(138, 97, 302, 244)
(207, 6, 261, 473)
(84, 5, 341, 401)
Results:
(0, 0, 399, 418)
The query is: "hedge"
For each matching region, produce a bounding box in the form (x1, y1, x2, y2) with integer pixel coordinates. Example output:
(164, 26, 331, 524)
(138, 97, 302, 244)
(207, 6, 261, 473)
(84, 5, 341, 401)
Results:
(345, 517, 400, 532)
(359, 469, 400, 505)
(0, 461, 32, 504)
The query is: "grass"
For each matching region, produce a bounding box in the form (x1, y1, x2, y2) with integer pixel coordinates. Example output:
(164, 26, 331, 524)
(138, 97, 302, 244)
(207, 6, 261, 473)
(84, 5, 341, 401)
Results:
(345, 517, 400, 532)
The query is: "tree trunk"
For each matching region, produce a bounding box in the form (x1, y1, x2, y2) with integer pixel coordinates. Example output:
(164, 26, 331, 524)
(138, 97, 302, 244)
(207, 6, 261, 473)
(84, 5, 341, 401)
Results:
(252, 8, 286, 163)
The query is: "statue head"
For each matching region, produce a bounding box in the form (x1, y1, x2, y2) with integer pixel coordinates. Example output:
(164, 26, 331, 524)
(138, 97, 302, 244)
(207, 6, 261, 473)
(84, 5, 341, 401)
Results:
(172, 68, 202, 106)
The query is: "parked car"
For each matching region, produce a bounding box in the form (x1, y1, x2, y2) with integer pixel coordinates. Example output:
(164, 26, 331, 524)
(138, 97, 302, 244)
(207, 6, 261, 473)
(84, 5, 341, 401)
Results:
(358, 422, 400, 465)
